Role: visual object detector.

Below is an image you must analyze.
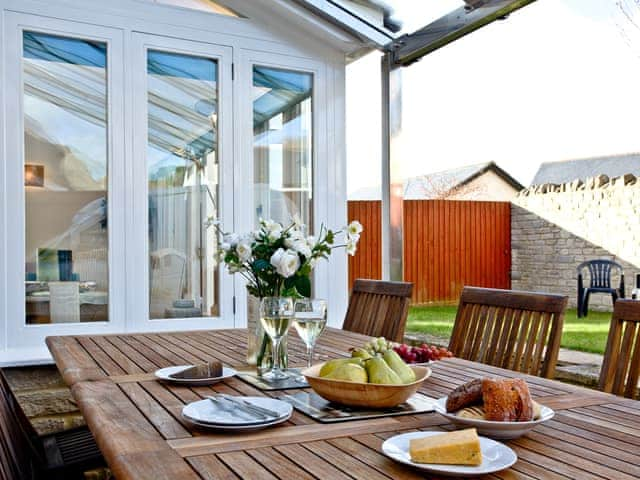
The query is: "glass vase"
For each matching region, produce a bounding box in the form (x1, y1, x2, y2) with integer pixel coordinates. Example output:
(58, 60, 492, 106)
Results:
(246, 294, 288, 375)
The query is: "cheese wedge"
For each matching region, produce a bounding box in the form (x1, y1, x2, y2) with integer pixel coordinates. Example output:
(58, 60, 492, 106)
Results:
(409, 428, 482, 466)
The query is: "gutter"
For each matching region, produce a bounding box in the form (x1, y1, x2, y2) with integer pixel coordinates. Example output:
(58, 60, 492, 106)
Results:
(289, 0, 396, 48)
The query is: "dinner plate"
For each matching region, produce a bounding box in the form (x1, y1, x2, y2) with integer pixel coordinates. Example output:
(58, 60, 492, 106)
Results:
(434, 397, 554, 439)
(182, 396, 293, 427)
(183, 410, 292, 431)
(154, 365, 236, 386)
(382, 431, 517, 477)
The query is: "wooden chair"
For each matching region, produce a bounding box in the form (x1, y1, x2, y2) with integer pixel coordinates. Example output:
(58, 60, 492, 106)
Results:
(448, 287, 568, 378)
(0, 368, 105, 479)
(342, 279, 413, 342)
(599, 300, 640, 398)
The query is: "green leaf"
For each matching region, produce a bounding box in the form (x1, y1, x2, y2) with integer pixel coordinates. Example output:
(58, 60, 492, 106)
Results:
(295, 275, 311, 298)
(253, 259, 271, 271)
(326, 231, 335, 244)
(281, 286, 299, 298)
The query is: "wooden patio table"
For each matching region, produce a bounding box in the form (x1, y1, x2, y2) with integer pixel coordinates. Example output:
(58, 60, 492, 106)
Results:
(46, 328, 640, 480)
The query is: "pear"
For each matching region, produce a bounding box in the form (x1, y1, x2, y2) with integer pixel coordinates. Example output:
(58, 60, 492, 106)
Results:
(324, 363, 368, 383)
(319, 358, 363, 377)
(351, 348, 372, 360)
(365, 356, 402, 385)
(383, 349, 416, 384)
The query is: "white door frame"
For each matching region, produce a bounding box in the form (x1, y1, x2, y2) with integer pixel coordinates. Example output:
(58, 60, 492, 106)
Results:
(3, 12, 127, 356)
(128, 32, 235, 332)
(233, 49, 331, 325)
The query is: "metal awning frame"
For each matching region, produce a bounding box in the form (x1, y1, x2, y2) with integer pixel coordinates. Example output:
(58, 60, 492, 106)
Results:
(380, 0, 537, 281)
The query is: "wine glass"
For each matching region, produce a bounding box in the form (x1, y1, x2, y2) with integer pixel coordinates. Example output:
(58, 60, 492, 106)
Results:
(260, 297, 294, 380)
(293, 298, 327, 369)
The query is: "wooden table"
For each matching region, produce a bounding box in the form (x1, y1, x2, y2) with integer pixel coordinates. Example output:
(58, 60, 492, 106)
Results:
(47, 328, 640, 480)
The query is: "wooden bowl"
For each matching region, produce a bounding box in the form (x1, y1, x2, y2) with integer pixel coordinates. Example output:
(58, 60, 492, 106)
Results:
(301, 363, 431, 408)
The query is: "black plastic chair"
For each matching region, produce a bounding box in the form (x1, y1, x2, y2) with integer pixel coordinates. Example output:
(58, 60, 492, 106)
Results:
(0, 368, 105, 480)
(577, 260, 625, 318)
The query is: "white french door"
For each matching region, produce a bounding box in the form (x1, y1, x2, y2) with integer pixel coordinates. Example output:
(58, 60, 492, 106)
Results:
(4, 13, 127, 354)
(3, 14, 235, 358)
(128, 33, 234, 331)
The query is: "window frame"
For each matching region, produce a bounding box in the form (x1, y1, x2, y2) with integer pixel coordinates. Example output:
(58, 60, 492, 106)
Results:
(3, 12, 127, 351)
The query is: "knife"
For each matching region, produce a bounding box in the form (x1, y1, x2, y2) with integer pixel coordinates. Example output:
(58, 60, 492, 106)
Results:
(217, 394, 281, 418)
(206, 396, 265, 421)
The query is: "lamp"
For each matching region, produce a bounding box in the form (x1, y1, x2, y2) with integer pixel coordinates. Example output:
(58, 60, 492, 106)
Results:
(25, 164, 44, 187)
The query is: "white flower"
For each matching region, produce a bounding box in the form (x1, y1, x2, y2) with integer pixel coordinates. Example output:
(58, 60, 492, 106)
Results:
(347, 220, 363, 236)
(346, 238, 358, 256)
(270, 248, 300, 278)
(220, 242, 231, 251)
(262, 219, 283, 242)
(288, 228, 305, 241)
(290, 239, 312, 258)
(347, 233, 360, 244)
(236, 242, 252, 262)
(223, 233, 240, 246)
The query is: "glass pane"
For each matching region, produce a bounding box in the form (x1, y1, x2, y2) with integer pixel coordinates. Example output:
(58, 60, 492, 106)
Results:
(23, 32, 109, 325)
(253, 66, 313, 226)
(147, 50, 219, 319)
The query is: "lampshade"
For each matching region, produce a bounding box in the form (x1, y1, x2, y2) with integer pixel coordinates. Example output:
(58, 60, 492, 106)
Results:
(25, 164, 44, 187)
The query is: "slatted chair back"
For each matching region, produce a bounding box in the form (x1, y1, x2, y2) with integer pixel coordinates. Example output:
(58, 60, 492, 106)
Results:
(448, 287, 568, 378)
(599, 300, 640, 398)
(342, 279, 413, 342)
(0, 369, 44, 480)
(579, 260, 623, 289)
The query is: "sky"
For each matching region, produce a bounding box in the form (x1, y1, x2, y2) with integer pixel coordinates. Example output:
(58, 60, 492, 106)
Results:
(346, 0, 640, 197)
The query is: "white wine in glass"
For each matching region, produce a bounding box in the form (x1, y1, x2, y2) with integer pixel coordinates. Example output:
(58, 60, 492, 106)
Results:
(261, 315, 293, 340)
(260, 297, 294, 380)
(294, 299, 327, 368)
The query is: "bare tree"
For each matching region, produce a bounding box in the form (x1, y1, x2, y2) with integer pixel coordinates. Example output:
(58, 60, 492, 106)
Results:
(414, 174, 486, 200)
(614, 0, 640, 57)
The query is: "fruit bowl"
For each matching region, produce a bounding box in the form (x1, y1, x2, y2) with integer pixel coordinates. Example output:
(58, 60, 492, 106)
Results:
(301, 363, 431, 408)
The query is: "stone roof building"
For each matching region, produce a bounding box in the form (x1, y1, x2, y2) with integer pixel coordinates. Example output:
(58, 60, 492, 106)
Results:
(531, 153, 640, 186)
(350, 161, 524, 201)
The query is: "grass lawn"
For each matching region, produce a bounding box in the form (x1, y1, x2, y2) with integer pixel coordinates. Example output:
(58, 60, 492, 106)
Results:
(406, 305, 612, 354)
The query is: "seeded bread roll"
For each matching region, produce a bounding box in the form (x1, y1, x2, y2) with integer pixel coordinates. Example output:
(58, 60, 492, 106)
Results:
(445, 378, 483, 413)
(482, 378, 533, 422)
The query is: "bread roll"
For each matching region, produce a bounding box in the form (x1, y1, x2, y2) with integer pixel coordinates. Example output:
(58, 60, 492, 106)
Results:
(445, 378, 483, 413)
(482, 378, 533, 422)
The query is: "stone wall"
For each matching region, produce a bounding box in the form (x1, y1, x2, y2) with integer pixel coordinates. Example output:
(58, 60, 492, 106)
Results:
(512, 174, 640, 310)
(3, 365, 85, 434)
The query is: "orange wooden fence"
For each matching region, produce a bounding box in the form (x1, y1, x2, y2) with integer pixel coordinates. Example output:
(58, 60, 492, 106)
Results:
(348, 200, 511, 304)
(348, 201, 382, 290)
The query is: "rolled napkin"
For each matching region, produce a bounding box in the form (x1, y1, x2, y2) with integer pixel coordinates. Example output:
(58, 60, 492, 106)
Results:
(169, 361, 223, 380)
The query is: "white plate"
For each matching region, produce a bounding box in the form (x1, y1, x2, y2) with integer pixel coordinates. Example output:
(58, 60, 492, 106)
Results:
(154, 366, 236, 386)
(183, 410, 292, 431)
(182, 396, 293, 427)
(382, 431, 517, 477)
(434, 397, 554, 439)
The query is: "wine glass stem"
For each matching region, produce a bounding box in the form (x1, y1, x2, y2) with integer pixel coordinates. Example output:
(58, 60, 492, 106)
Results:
(272, 337, 281, 374)
(306, 344, 314, 369)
